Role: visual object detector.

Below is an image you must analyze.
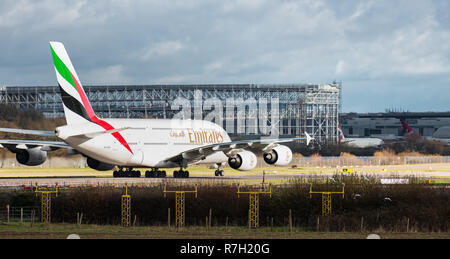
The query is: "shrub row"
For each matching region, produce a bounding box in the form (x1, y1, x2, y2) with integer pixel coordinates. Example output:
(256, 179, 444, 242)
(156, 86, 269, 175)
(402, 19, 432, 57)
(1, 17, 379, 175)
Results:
(1, 175, 448, 232)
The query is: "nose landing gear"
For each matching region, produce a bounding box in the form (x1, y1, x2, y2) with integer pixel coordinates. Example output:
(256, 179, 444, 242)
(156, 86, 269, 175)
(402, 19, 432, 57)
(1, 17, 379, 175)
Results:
(214, 163, 224, 176)
(214, 169, 224, 176)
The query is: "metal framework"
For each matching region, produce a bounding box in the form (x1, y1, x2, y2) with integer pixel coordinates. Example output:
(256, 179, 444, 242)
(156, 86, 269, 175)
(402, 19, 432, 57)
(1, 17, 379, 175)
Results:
(34, 183, 59, 223)
(163, 184, 198, 227)
(309, 184, 345, 216)
(121, 183, 131, 227)
(237, 183, 272, 228)
(0, 83, 341, 143)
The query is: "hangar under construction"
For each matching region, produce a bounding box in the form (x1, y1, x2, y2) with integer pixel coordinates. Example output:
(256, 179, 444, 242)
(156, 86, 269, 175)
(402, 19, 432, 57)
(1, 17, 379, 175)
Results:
(0, 82, 342, 143)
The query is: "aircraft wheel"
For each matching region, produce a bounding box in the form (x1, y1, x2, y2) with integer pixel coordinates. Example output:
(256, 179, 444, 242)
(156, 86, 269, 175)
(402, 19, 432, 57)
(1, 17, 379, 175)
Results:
(173, 170, 188, 178)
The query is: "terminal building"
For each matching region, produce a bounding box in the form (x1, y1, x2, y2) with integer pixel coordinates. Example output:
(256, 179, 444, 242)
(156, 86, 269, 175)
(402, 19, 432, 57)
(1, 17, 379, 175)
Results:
(0, 83, 342, 143)
(339, 112, 450, 138)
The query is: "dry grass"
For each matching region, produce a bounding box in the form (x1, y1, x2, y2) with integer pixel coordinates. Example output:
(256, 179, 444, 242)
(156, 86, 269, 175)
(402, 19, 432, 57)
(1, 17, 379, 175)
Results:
(0, 222, 448, 239)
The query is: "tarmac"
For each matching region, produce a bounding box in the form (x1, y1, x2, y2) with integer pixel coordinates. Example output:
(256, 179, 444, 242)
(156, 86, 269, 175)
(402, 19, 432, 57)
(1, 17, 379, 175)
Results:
(0, 163, 449, 188)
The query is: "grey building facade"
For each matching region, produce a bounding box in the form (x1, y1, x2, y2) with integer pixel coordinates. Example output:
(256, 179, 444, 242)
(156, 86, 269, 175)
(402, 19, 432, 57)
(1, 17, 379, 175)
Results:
(340, 112, 450, 138)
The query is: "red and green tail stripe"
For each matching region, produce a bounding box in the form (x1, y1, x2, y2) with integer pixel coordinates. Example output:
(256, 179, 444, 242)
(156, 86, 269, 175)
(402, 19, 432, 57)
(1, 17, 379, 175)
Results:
(50, 43, 133, 154)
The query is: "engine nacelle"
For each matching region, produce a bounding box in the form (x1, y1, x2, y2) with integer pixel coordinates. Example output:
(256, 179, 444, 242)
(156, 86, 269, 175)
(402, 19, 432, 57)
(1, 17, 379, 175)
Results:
(228, 151, 257, 171)
(86, 157, 115, 171)
(263, 145, 292, 166)
(16, 147, 47, 166)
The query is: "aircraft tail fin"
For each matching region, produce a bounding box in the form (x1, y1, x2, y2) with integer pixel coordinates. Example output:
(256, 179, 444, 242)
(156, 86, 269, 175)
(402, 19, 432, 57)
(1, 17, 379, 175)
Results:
(337, 124, 345, 143)
(49, 42, 134, 154)
(49, 41, 97, 125)
(305, 132, 314, 146)
(401, 119, 414, 135)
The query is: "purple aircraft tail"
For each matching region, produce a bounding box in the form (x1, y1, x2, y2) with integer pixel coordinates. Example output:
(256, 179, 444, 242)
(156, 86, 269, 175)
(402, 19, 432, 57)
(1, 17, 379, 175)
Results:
(401, 120, 414, 135)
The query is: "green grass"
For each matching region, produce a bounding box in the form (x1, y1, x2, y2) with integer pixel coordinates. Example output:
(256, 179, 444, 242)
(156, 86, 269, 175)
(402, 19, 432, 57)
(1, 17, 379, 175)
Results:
(1, 165, 449, 185)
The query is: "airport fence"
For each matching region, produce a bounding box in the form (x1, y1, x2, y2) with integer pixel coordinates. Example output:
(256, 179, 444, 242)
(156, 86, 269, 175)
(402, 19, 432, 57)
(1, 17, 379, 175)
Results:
(0, 206, 39, 223)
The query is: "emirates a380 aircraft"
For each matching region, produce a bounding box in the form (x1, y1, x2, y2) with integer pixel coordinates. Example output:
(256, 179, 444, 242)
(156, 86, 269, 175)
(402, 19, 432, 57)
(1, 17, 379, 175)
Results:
(0, 42, 312, 178)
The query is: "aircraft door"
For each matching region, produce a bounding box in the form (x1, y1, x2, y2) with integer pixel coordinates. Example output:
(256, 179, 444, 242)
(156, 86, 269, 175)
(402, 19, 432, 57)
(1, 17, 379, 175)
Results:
(131, 149, 144, 165)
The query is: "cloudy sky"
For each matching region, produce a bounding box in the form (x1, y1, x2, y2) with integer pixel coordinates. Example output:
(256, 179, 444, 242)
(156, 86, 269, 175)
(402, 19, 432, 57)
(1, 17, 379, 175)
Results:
(0, 0, 449, 112)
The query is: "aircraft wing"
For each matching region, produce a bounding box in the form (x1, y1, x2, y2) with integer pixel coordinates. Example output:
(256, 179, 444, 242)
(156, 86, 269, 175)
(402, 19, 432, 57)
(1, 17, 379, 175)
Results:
(0, 139, 71, 151)
(164, 132, 314, 165)
(0, 127, 56, 137)
(0, 127, 70, 151)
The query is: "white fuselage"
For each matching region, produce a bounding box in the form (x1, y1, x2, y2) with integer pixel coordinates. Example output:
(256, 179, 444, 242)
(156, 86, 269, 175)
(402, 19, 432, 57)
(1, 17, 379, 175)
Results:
(343, 137, 384, 148)
(431, 137, 450, 146)
(56, 119, 230, 168)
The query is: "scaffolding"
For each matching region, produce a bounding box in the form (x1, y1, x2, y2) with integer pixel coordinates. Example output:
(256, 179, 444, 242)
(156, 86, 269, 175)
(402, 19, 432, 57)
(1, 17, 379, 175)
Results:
(309, 183, 345, 216)
(0, 83, 341, 143)
(237, 184, 272, 228)
(34, 183, 59, 224)
(163, 184, 198, 227)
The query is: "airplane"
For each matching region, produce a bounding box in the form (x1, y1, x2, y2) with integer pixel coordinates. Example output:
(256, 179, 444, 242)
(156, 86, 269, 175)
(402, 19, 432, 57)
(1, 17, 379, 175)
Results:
(337, 125, 383, 148)
(400, 119, 414, 136)
(0, 42, 313, 178)
(387, 120, 450, 147)
(337, 119, 416, 148)
(401, 121, 450, 146)
(430, 126, 450, 146)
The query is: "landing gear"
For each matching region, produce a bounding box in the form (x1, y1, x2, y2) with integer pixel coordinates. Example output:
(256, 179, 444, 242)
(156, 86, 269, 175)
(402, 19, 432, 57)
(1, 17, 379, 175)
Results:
(214, 169, 224, 176)
(145, 168, 167, 178)
(173, 169, 189, 178)
(214, 163, 224, 177)
(113, 167, 141, 178)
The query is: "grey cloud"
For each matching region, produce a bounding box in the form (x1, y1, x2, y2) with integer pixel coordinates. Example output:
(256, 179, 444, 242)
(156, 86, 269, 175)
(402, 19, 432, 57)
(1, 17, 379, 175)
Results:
(0, 0, 449, 112)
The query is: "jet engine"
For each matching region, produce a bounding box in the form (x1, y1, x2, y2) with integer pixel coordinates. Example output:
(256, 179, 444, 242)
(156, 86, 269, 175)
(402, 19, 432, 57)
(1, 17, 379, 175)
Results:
(16, 147, 47, 166)
(263, 145, 292, 166)
(86, 157, 115, 171)
(228, 151, 257, 171)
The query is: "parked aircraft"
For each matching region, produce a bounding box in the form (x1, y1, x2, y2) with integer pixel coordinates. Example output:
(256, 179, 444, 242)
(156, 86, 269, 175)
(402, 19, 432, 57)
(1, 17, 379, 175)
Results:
(0, 42, 313, 178)
(338, 119, 417, 148)
(430, 126, 450, 146)
(388, 119, 449, 146)
(337, 125, 383, 148)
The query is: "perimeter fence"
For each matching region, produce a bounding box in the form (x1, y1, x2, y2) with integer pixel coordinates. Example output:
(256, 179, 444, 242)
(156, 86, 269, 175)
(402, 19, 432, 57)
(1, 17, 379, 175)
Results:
(0, 206, 39, 223)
